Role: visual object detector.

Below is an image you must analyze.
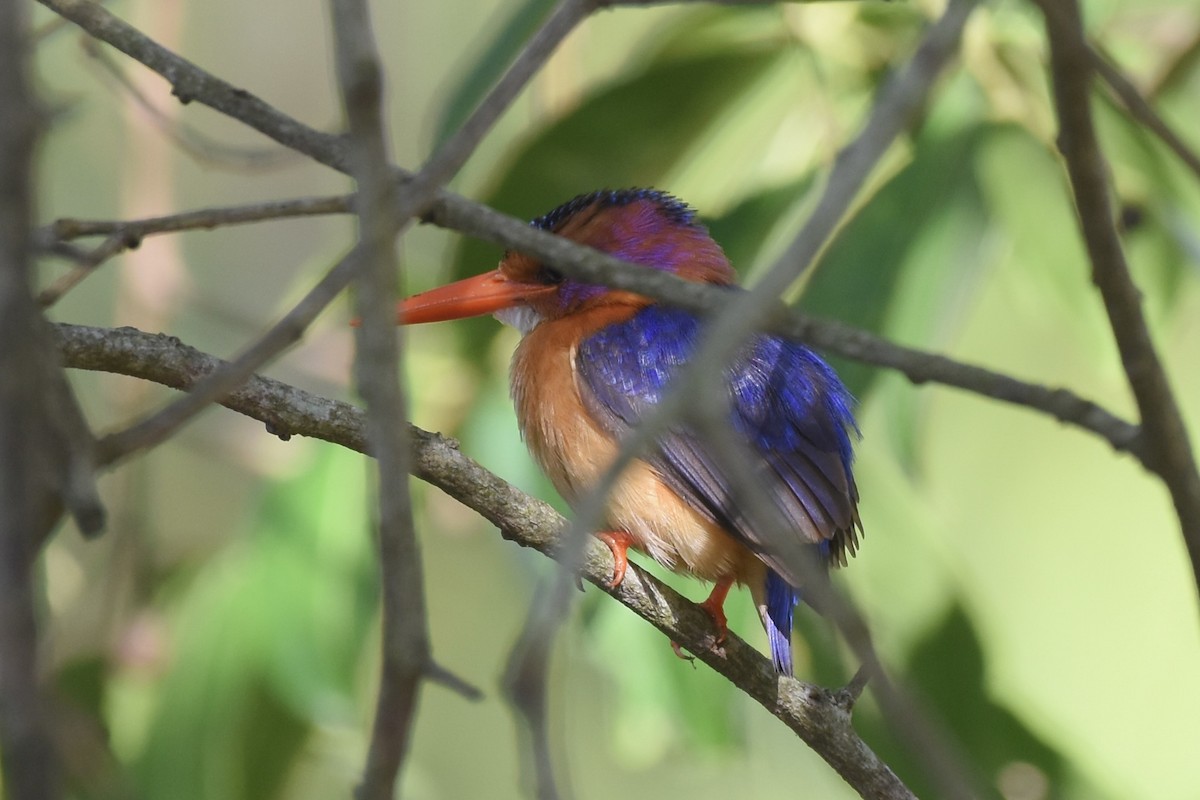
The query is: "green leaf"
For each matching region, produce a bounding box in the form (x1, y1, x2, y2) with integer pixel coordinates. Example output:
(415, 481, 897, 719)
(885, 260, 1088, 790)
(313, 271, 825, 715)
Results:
(432, 0, 562, 146)
(798, 123, 990, 407)
(452, 46, 787, 280)
(705, 176, 816, 280)
(132, 448, 375, 800)
(857, 603, 1093, 800)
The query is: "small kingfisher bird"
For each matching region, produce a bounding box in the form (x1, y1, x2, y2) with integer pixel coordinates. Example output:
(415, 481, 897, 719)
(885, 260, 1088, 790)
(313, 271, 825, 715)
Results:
(396, 189, 861, 675)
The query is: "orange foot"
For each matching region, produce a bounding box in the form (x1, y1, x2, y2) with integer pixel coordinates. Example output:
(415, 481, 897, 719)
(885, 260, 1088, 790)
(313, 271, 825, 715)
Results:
(670, 577, 735, 661)
(698, 577, 733, 645)
(596, 530, 635, 589)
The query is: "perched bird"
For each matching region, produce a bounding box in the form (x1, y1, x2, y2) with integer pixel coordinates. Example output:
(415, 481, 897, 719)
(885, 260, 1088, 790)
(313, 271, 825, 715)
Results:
(396, 189, 861, 675)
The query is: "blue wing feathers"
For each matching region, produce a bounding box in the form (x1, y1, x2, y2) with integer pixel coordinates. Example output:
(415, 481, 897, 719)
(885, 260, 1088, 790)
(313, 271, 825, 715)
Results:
(765, 570, 799, 675)
(576, 304, 861, 585)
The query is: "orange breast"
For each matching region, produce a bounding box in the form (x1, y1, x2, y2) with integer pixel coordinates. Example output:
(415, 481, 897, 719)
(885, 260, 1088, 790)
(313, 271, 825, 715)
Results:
(509, 310, 760, 585)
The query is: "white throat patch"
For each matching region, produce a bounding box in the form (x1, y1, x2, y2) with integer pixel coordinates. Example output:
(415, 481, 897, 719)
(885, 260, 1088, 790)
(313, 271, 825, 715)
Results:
(493, 305, 544, 335)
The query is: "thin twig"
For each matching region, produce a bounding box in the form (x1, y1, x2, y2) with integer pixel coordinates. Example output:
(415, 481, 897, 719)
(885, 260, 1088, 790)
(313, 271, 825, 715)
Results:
(1090, 44, 1200, 182)
(54, 321, 917, 800)
(36, 195, 353, 307)
(44, 195, 352, 241)
(1035, 0, 1200, 601)
(80, 36, 302, 172)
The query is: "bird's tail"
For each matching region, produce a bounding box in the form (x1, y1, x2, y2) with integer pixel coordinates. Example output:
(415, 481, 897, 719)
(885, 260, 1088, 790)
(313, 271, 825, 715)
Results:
(762, 570, 798, 675)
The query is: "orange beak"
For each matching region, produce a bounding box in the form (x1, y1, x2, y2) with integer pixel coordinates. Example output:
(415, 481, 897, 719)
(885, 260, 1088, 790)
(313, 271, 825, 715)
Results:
(397, 269, 558, 324)
(353, 269, 558, 326)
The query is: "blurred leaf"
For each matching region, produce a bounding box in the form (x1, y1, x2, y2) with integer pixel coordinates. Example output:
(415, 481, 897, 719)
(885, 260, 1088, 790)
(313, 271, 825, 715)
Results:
(793, 610, 849, 687)
(798, 124, 990, 405)
(649, 6, 788, 61)
(856, 603, 1081, 800)
(975, 124, 1090, 309)
(588, 570, 745, 760)
(452, 45, 787, 274)
(433, 0, 561, 145)
(57, 655, 107, 717)
(1092, 91, 1200, 313)
(133, 449, 375, 800)
(705, 176, 816, 279)
(239, 680, 310, 800)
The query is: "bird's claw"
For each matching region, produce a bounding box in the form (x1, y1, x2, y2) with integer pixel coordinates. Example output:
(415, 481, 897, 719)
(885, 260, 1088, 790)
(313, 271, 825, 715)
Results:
(698, 578, 733, 645)
(670, 641, 698, 666)
(596, 530, 634, 588)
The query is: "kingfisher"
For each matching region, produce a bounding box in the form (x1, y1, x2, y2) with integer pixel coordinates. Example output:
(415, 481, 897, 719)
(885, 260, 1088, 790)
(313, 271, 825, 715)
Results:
(395, 189, 861, 675)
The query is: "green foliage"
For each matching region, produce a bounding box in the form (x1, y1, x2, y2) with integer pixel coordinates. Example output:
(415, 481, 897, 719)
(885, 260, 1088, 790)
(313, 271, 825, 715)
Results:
(452, 46, 787, 273)
(129, 450, 376, 800)
(433, 0, 563, 146)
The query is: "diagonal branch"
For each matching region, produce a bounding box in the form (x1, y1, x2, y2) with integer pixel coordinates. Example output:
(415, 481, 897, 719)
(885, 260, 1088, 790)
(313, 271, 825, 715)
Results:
(54, 321, 917, 800)
(1034, 0, 1200, 601)
(1090, 44, 1200, 182)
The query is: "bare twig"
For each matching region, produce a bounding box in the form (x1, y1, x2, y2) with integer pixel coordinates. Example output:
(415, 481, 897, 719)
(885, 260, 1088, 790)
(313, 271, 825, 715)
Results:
(44, 195, 352, 241)
(1035, 0, 1200, 600)
(80, 36, 302, 172)
(330, 0, 428, 796)
(54, 321, 916, 800)
(1090, 44, 1200, 182)
(36, 195, 353, 306)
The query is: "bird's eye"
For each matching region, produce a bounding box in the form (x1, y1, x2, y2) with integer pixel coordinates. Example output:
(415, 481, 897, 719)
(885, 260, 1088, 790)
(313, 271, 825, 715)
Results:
(537, 266, 565, 285)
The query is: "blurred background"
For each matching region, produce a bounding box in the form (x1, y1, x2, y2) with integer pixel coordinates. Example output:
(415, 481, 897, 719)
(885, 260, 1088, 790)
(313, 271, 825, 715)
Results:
(26, 0, 1200, 798)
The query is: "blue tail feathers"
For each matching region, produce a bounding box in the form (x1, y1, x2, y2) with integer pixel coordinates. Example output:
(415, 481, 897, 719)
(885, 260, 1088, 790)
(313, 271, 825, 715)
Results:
(765, 570, 799, 675)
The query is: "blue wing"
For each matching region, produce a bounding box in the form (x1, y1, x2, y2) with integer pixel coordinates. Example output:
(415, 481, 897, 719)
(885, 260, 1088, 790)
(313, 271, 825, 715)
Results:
(576, 304, 860, 671)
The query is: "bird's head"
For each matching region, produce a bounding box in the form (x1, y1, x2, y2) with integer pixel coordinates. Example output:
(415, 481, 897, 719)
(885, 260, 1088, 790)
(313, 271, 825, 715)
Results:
(395, 189, 736, 332)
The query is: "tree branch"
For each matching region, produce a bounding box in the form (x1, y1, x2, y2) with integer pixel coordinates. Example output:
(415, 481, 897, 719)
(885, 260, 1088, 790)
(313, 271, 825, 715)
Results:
(1035, 0, 1200, 601)
(54, 321, 916, 800)
(1090, 44, 1200, 183)
(330, 0, 437, 795)
(0, 4, 102, 799)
